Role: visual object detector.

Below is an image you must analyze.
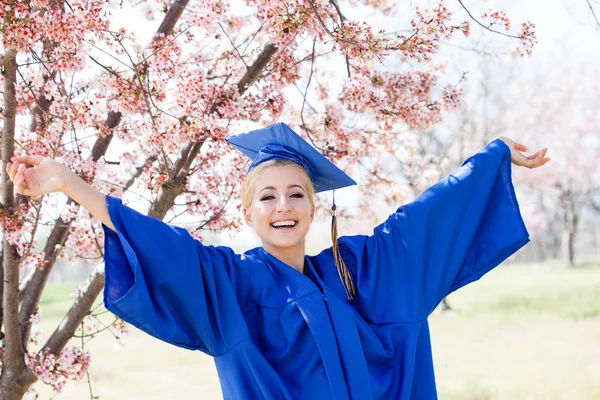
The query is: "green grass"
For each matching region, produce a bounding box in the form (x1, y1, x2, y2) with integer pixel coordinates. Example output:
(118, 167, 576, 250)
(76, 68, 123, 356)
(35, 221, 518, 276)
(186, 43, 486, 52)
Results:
(446, 263, 600, 319)
(29, 260, 600, 399)
(431, 261, 600, 400)
(38, 283, 81, 323)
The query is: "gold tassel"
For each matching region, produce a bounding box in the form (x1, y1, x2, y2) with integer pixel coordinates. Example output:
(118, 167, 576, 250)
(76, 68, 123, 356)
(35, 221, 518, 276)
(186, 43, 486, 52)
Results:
(331, 202, 356, 301)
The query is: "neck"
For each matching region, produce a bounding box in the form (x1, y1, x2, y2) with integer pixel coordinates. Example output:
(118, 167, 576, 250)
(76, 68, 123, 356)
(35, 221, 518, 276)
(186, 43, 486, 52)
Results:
(263, 243, 306, 274)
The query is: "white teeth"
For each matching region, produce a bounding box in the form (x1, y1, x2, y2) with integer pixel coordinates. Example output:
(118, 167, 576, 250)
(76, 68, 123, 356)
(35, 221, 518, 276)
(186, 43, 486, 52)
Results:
(272, 220, 296, 227)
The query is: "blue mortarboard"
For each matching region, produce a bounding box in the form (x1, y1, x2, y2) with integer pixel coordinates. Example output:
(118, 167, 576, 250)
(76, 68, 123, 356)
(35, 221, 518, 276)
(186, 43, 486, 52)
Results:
(225, 122, 356, 193)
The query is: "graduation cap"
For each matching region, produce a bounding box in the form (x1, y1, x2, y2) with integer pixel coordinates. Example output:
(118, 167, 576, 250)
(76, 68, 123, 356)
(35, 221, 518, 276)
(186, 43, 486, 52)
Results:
(225, 122, 356, 192)
(226, 122, 357, 300)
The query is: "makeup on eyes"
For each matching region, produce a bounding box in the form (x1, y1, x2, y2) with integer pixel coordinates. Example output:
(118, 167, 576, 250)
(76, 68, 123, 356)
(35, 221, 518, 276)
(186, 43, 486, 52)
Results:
(260, 192, 304, 201)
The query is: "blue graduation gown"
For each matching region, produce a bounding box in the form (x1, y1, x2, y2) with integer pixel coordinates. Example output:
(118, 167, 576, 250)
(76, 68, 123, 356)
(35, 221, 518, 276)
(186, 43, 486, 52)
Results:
(103, 139, 529, 399)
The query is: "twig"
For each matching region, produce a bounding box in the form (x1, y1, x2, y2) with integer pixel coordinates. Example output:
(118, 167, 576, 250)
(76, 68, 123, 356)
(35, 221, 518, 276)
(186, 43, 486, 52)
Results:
(329, 0, 351, 77)
(83, 39, 135, 71)
(218, 22, 248, 67)
(88, 56, 133, 87)
(197, 187, 236, 230)
(15, 67, 62, 119)
(587, 0, 600, 29)
(141, 56, 180, 120)
(298, 41, 324, 151)
(80, 321, 98, 400)
(143, 24, 193, 62)
(241, 24, 264, 56)
(457, 0, 522, 39)
(357, 159, 394, 184)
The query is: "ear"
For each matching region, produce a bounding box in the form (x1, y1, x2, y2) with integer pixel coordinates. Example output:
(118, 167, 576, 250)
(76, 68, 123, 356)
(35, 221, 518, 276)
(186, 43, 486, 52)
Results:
(243, 207, 253, 226)
(310, 204, 315, 222)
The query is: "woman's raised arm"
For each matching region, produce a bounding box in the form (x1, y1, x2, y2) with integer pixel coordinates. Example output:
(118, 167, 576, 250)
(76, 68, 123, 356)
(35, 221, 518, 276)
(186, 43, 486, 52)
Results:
(8, 155, 252, 354)
(6, 156, 114, 231)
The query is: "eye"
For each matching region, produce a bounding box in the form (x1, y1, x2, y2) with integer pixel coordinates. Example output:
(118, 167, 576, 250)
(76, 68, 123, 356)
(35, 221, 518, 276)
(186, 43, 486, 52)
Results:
(260, 195, 275, 201)
(290, 193, 304, 198)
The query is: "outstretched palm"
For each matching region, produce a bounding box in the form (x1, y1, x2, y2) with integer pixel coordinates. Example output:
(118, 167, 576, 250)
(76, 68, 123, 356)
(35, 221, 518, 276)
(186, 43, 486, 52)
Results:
(499, 137, 550, 169)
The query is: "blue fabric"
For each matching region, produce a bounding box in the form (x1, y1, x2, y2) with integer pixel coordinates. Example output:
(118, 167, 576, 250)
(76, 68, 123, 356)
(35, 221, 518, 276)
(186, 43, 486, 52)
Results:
(103, 139, 529, 399)
(225, 122, 356, 193)
(248, 144, 316, 181)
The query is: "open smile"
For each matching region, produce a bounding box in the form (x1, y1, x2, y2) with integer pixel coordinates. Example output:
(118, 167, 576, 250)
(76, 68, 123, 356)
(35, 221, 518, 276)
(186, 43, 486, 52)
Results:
(271, 220, 298, 230)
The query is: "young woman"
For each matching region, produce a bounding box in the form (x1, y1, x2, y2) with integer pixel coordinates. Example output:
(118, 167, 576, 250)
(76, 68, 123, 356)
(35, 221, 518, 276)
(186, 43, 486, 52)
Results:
(7, 122, 549, 399)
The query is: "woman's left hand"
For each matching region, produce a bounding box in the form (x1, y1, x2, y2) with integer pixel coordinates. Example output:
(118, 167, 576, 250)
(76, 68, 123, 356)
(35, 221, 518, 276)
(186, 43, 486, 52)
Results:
(498, 137, 550, 169)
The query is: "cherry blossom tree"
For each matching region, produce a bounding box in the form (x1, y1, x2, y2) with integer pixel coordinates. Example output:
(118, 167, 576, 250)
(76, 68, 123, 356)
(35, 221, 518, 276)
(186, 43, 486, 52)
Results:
(515, 68, 600, 267)
(438, 50, 599, 266)
(0, 0, 535, 398)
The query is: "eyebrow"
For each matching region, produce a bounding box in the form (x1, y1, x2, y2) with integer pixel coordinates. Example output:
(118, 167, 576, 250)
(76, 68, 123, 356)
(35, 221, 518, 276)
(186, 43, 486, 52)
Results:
(259, 184, 305, 194)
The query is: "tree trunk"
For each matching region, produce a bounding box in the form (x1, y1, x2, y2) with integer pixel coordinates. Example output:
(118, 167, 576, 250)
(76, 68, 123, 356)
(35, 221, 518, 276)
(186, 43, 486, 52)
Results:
(0, 49, 30, 399)
(0, 384, 29, 400)
(440, 297, 452, 313)
(559, 187, 579, 268)
(562, 229, 575, 268)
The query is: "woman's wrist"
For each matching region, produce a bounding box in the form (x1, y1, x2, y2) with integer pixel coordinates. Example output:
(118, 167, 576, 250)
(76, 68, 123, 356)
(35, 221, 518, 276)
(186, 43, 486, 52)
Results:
(62, 168, 82, 197)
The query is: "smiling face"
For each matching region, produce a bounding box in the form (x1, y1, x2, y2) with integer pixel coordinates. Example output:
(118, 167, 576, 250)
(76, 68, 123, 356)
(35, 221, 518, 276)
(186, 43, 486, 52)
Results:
(243, 161, 315, 261)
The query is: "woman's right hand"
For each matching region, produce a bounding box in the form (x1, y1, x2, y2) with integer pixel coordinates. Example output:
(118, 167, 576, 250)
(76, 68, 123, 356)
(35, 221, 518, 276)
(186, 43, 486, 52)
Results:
(6, 156, 69, 197)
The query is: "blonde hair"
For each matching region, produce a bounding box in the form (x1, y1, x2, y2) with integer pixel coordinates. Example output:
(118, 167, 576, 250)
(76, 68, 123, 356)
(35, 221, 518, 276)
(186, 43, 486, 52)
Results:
(241, 160, 315, 208)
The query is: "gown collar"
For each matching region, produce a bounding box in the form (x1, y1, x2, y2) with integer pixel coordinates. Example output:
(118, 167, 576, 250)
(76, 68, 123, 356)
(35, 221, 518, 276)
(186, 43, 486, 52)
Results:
(258, 248, 329, 293)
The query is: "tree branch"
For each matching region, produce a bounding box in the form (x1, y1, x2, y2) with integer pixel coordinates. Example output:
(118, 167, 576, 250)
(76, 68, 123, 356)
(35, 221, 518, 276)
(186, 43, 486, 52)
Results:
(457, 0, 523, 39)
(150, 42, 278, 220)
(156, 0, 190, 35)
(587, 0, 600, 29)
(218, 22, 249, 67)
(123, 155, 158, 192)
(237, 43, 278, 94)
(43, 266, 105, 355)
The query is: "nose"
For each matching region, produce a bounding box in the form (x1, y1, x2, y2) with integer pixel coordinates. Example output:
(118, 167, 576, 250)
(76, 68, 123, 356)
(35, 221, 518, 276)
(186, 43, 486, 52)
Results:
(276, 196, 292, 212)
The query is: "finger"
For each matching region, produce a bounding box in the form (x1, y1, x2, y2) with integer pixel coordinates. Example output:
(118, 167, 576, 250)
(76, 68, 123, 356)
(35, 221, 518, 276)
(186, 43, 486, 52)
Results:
(526, 149, 545, 161)
(9, 161, 19, 181)
(514, 142, 528, 152)
(12, 155, 43, 166)
(529, 158, 550, 169)
(15, 167, 26, 185)
(534, 148, 548, 159)
(15, 173, 29, 195)
(531, 154, 544, 167)
(527, 154, 548, 169)
(526, 153, 538, 161)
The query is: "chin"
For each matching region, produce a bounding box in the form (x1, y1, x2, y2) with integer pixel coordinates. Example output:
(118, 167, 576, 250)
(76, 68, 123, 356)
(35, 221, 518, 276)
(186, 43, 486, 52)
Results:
(269, 239, 304, 250)
(263, 233, 306, 250)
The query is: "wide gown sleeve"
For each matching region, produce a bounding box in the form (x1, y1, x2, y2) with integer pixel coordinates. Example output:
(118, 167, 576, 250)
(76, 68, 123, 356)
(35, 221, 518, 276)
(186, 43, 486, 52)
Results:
(102, 196, 250, 356)
(343, 139, 530, 323)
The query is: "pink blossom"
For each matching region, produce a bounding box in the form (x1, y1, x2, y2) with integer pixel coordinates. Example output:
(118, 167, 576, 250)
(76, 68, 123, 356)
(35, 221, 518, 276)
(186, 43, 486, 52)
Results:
(25, 347, 91, 392)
